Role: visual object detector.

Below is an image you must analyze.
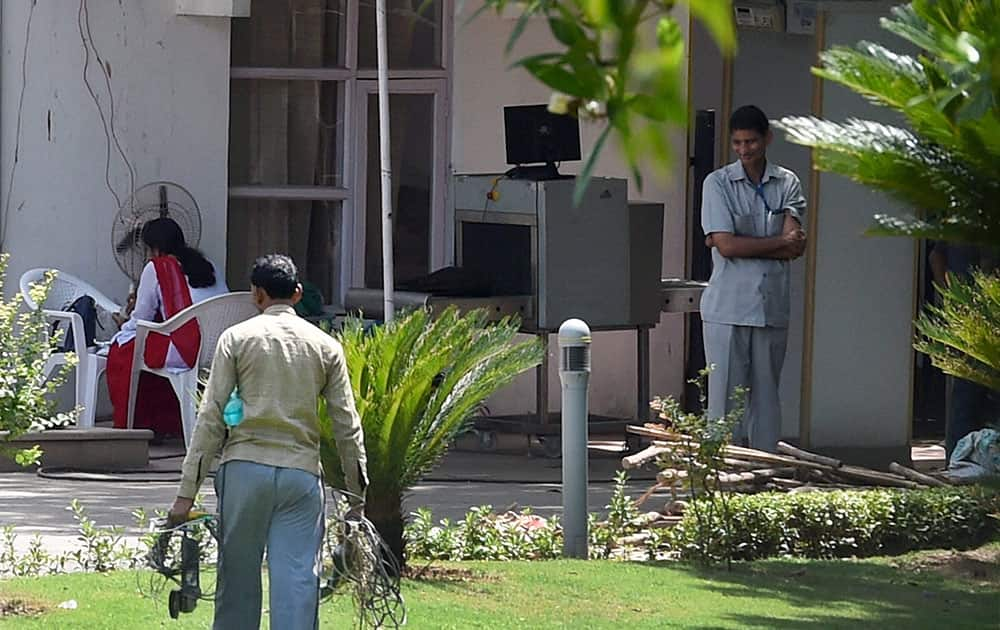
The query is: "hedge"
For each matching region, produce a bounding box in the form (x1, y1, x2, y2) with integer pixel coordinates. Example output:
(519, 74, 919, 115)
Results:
(673, 486, 1000, 561)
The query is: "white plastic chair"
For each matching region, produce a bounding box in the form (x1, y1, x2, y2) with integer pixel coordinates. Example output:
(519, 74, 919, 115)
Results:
(126, 292, 258, 447)
(19, 268, 122, 429)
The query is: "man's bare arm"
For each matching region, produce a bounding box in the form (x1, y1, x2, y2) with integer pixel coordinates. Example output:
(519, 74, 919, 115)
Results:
(706, 213, 805, 260)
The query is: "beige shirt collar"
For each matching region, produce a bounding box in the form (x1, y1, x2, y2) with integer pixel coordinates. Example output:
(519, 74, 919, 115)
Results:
(263, 304, 297, 316)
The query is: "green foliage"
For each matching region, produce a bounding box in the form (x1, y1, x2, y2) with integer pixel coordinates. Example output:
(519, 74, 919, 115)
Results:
(915, 270, 1000, 389)
(671, 486, 1000, 562)
(408, 473, 660, 562)
(589, 470, 642, 558)
(776, 1, 1000, 400)
(1, 503, 146, 577)
(0, 253, 77, 467)
(67, 499, 137, 573)
(776, 0, 1000, 247)
(320, 307, 543, 562)
(477, 0, 735, 203)
(406, 506, 562, 561)
(650, 370, 745, 566)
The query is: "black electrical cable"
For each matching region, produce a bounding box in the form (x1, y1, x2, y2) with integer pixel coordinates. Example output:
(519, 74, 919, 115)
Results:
(35, 467, 208, 483)
(141, 496, 406, 627)
(78, 0, 136, 211)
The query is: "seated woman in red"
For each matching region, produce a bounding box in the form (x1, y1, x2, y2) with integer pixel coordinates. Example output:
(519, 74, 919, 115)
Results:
(106, 218, 228, 438)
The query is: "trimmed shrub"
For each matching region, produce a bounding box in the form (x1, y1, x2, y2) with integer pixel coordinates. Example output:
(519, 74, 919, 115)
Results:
(672, 486, 1000, 562)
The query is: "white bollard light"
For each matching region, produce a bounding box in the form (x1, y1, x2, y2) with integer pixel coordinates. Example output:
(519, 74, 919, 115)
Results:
(559, 318, 591, 559)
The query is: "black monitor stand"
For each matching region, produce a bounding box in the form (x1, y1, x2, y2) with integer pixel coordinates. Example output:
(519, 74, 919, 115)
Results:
(505, 163, 573, 181)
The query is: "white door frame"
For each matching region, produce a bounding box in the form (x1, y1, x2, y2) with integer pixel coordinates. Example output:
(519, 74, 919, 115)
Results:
(348, 78, 450, 288)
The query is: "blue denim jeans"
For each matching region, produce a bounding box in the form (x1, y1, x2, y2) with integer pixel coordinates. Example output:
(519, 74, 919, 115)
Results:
(213, 460, 324, 630)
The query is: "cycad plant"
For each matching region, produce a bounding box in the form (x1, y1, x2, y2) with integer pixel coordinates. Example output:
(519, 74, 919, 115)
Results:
(319, 306, 544, 566)
(774, 0, 1000, 387)
(914, 270, 1000, 391)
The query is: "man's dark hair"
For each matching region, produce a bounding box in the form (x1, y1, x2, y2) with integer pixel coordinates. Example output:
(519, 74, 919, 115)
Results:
(251, 254, 299, 299)
(729, 105, 770, 136)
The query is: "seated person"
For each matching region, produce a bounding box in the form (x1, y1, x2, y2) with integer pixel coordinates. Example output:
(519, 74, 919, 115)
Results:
(106, 217, 228, 437)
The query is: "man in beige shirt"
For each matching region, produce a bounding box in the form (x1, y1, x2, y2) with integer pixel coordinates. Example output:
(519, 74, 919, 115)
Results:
(168, 254, 367, 630)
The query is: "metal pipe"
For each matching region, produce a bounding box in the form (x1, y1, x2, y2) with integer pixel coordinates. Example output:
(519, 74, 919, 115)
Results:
(559, 318, 591, 559)
(375, 0, 394, 321)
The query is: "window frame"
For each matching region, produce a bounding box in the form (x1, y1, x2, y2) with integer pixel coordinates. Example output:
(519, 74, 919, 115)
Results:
(349, 78, 451, 289)
(227, 0, 454, 303)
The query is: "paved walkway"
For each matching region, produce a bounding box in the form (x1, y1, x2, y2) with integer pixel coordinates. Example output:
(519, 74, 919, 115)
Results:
(0, 443, 655, 556)
(0, 438, 945, 557)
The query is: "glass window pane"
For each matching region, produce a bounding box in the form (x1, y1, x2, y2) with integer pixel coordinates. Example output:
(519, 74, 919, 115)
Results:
(357, 0, 443, 69)
(229, 80, 344, 187)
(227, 198, 342, 302)
(365, 92, 435, 287)
(232, 0, 346, 68)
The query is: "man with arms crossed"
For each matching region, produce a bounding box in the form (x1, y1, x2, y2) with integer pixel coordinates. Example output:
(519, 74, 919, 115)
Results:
(702, 105, 807, 452)
(168, 254, 368, 629)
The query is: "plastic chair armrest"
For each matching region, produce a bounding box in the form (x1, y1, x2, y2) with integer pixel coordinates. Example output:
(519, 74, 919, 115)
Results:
(43, 309, 88, 360)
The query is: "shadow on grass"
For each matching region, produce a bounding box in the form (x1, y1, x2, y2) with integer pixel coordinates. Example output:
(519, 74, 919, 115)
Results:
(673, 558, 998, 629)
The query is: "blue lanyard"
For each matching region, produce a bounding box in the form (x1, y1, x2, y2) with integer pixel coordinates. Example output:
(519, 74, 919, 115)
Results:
(750, 178, 783, 216)
(754, 181, 774, 214)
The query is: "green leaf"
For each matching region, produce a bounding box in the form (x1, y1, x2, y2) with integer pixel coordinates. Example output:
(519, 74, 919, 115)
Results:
(508, 52, 564, 71)
(656, 15, 683, 50)
(520, 58, 597, 98)
(680, 0, 736, 53)
(581, 0, 611, 26)
(574, 123, 612, 205)
(548, 16, 585, 47)
(629, 93, 670, 121)
(14, 446, 41, 467)
(505, 0, 543, 55)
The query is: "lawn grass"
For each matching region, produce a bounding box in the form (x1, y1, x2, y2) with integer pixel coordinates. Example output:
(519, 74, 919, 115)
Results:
(0, 551, 997, 629)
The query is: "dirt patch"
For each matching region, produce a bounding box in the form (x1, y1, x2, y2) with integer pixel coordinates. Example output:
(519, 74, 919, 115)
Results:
(0, 598, 46, 617)
(891, 546, 1000, 586)
(403, 564, 498, 583)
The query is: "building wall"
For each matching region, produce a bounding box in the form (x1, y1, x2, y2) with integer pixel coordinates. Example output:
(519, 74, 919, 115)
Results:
(1, 1, 232, 301)
(808, 5, 915, 452)
(1, 1, 231, 416)
(451, 6, 691, 417)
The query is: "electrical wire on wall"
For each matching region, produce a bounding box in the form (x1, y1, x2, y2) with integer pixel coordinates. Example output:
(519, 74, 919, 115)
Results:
(0, 0, 38, 252)
(0, 0, 137, 252)
(78, 0, 136, 211)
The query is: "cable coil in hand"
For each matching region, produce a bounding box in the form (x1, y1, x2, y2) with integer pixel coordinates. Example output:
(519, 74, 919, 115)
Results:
(141, 495, 405, 628)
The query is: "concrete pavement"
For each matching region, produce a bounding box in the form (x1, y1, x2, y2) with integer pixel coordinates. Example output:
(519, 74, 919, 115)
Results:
(0, 436, 945, 558)
(0, 442, 656, 557)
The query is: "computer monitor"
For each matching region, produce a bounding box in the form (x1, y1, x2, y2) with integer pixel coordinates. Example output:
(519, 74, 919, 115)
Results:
(503, 105, 581, 179)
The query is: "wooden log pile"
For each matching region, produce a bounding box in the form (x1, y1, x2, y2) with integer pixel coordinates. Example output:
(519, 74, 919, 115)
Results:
(624, 424, 953, 511)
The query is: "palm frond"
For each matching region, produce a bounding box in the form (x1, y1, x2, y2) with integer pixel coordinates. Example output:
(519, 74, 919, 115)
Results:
(815, 44, 927, 112)
(775, 116, 1000, 245)
(778, 0, 1000, 397)
(915, 271, 1000, 391)
(321, 306, 544, 503)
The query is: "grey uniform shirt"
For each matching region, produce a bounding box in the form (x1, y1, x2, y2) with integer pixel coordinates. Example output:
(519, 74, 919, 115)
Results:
(700, 160, 806, 328)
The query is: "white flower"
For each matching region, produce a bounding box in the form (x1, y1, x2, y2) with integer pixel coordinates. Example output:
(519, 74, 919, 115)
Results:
(580, 99, 607, 120)
(548, 92, 573, 115)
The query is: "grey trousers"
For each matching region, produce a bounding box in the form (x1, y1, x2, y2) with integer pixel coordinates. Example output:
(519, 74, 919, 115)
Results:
(703, 322, 788, 453)
(213, 460, 324, 630)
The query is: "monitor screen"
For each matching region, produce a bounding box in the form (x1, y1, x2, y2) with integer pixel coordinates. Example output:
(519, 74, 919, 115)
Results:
(504, 104, 581, 166)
